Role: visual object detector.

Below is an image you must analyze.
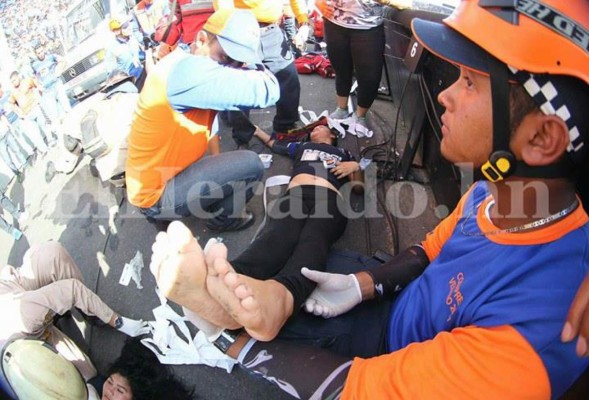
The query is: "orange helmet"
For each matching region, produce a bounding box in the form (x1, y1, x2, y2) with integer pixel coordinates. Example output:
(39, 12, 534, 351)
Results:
(412, 0, 589, 179)
(413, 0, 588, 84)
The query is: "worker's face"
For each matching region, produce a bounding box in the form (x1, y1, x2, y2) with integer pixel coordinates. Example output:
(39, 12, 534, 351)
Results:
(197, 32, 242, 67)
(310, 125, 334, 144)
(437, 66, 493, 167)
(102, 373, 133, 400)
(35, 47, 45, 60)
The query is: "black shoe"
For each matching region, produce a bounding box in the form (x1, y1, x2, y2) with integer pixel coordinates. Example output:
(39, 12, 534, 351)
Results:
(206, 211, 256, 232)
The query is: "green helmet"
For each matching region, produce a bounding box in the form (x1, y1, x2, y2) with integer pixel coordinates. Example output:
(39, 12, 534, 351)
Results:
(2, 339, 87, 400)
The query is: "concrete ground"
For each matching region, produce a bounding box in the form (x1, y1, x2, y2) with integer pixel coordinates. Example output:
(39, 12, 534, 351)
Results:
(1, 71, 441, 398)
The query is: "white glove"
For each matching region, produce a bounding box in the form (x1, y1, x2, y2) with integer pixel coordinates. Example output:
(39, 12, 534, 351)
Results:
(293, 24, 311, 51)
(117, 316, 151, 337)
(301, 267, 362, 318)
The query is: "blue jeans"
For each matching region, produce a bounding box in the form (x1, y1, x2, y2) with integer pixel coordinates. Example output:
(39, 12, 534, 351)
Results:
(141, 150, 263, 221)
(228, 24, 301, 144)
(0, 131, 27, 174)
(0, 191, 21, 236)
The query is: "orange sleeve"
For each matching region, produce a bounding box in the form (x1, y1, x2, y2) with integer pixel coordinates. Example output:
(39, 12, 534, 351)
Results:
(289, 0, 309, 24)
(341, 325, 550, 400)
(421, 185, 475, 261)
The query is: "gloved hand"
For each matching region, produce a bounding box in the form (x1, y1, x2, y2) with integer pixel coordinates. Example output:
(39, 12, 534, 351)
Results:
(117, 317, 151, 337)
(293, 24, 311, 51)
(301, 267, 362, 318)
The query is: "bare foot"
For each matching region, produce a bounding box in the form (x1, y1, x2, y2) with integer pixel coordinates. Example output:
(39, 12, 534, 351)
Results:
(206, 257, 294, 342)
(150, 221, 239, 329)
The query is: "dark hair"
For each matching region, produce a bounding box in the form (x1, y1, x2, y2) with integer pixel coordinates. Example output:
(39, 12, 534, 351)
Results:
(509, 83, 539, 135)
(107, 338, 196, 400)
(329, 127, 339, 147)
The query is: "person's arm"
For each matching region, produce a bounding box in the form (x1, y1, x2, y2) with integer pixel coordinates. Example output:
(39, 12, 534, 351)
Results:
(302, 187, 477, 318)
(343, 325, 550, 399)
(207, 135, 220, 155)
(563, 273, 589, 356)
(219, 331, 352, 400)
(315, 0, 335, 19)
(8, 93, 24, 118)
(302, 245, 429, 318)
(167, 57, 280, 113)
(289, 0, 309, 24)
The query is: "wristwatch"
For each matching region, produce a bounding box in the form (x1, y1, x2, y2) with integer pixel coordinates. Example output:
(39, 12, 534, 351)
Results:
(114, 316, 123, 329)
(212, 329, 242, 354)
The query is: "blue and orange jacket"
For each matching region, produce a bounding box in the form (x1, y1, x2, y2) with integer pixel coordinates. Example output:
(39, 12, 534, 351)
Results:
(343, 181, 589, 399)
(126, 50, 279, 208)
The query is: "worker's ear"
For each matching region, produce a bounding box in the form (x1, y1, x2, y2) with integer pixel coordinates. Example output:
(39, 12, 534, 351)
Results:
(193, 30, 209, 53)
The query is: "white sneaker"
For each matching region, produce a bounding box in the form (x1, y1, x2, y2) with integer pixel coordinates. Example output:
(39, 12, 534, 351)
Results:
(329, 107, 351, 120)
(353, 114, 373, 138)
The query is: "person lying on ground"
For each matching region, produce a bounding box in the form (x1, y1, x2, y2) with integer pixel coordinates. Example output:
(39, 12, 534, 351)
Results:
(97, 338, 195, 400)
(0, 242, 150, 398)
(151, 123, 365, 341)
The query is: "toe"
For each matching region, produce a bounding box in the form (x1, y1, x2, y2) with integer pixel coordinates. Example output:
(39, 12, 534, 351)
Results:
(212, 257, 233, 277)
(167, 221, 199, 253)
(234, 283, 253, 300)
(204, 241, 228, 267)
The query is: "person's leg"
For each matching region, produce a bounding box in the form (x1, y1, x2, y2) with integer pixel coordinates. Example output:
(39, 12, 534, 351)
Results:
(17, 241, 84, 291)
(231, 189, 308, 280)
(0, 191, 19, 216)
(46, 325, 98, 381)
(0, 213, 20, 238)
(205, 189, 346, 341)
(152, 150, 263, 223)
(54, 80, 72, 115)
(30, 105, 52, 141)
(227, 110, 256, 146)
(41, 88, 60, 129)
(324, 19, 354, 112)
(272, 188, 347, 311)
(259, 26, 301, 134)
(5, 131, 27, 169)
(17, 118, 46, 155)
(237, 338, 352, 400)
(11, 122, 35, 157)
(0, 136, 20, 175)
(350, 24, 385, 115)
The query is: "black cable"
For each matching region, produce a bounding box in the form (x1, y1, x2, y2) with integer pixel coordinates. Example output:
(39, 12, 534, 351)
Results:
(418, 74, 443, 142)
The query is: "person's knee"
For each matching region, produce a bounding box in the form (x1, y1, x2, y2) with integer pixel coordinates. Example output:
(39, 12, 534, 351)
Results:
(237, 150, 264, 180)
(35, 241, 69, 259)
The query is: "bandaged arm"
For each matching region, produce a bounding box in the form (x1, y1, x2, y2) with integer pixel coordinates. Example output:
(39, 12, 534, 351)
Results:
(363, 245, 429, 300)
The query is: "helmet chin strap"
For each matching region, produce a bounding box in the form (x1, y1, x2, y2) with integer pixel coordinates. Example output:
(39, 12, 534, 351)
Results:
(480, 57, 573, 182)
(480, 57, 515, 182)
